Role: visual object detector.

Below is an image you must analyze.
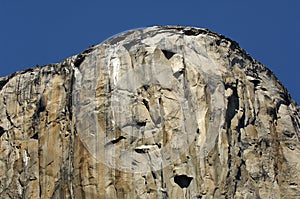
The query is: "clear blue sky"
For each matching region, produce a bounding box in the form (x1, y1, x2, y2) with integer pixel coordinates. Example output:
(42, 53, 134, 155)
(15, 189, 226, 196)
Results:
(0, 1, 299, 104)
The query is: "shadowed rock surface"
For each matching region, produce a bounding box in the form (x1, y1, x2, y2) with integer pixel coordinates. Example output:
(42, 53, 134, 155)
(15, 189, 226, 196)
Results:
(0, 26, 299, 198)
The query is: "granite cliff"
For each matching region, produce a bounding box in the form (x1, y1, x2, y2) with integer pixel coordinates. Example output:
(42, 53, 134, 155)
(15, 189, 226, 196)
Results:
(0, 26, 299, 198)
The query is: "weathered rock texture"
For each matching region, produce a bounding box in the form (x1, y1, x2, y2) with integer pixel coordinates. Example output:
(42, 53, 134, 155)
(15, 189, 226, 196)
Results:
(0, 26, 299, 198)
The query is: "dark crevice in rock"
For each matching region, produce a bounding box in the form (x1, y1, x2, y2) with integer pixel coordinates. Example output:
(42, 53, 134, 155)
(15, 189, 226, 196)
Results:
(151, 171, 157, 180)
(158, 97, 165, 123)
(37, 97, 46, 114)
(73, 54, 85, 68)
(135, 148, 146, 153)
(135, 146, 155, 153)
(283, 131, 295, 138)
(156, 143, 162, 149)
(73, 47, 96, 68)
(173, 70, 184, 79)
(108, 136, 126, 145)
(67, 69, 76, 121)
(183, 29, 197, 36)
(0, 126, 5, 137)
(236, 163, 242, 181)
(174, 175, 193, 188)
(245, 68, 259, 79)
(39, 184, 42, 198)
(142, 99, 150, 111)
(33, 96, 46, 121)
(161, 171, 167, 196)
(183, 28, 206, 36)
(267, 107, 277, 121)
(161, 49, 175, 60)
(31, 133, 38, 140)
(0, 77, 9, 90)
(107, 78, 112, 93)
(237, 160, 246, 183)
(261, 87, 267, 91)
(234, 168, 242, 195)
(237, 110, 245, 134)
(249, 79, 260, 89)
(229, 41, 241, 51)
(47, 160, 54, 166)
(225, 83, 240, 185)
(132, 161, 138, 166)
(143, 84, 150, 91)
(136, 121, 147, 127)
(279, 92, 291, 106)
(225, 84, 239, 128)
(20, 67, 35, 75)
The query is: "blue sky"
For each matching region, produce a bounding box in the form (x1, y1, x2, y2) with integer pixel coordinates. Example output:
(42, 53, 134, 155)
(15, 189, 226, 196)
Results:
(0, 1, 299, 104)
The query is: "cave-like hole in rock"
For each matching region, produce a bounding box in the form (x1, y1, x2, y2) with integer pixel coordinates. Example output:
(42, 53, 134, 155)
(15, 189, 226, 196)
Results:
(174, 175, 193, 188)
(136, 121, 147, 127)
(249, 79, 260, 88)
(161, 49, 175, 60)
(31, 133, 39, 140)
(183, 29, 200, 36)
(110, 136, 126, 144)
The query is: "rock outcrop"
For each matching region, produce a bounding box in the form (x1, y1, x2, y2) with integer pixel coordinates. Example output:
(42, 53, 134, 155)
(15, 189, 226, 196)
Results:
(0, 26, 299, 198)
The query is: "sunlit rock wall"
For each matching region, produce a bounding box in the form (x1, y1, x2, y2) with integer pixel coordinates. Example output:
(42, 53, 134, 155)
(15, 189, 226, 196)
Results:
(0, 26, 299, 198)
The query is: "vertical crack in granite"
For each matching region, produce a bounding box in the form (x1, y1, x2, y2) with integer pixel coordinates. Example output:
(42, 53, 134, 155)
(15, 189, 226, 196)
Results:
(0, 26, 299, 198)
(0, 126, 4, 137)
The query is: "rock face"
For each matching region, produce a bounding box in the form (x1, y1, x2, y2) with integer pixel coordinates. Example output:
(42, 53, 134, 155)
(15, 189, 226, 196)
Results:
(0, 26, 299, 198)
